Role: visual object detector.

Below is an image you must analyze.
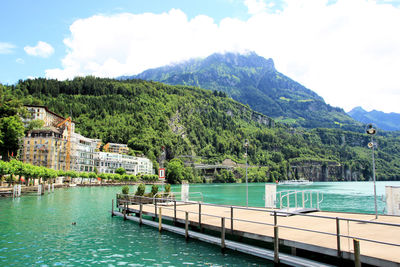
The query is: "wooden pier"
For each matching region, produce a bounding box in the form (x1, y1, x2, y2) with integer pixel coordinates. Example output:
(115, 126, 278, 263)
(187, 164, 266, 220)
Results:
(113, 196, 400, 267)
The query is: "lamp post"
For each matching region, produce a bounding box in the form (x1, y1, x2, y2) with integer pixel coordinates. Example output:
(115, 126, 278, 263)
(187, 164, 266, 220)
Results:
(244, 139, 249, 208)
(365, 123, 378, 219)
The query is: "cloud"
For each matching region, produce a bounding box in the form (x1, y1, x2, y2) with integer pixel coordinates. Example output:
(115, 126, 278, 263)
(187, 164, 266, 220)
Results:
(45, 1, 400, 113)
(244, 0, 268, 14)
(0, 42, 16, 54)
(24, 41, 54, 58)
(16, 58, 25, 64)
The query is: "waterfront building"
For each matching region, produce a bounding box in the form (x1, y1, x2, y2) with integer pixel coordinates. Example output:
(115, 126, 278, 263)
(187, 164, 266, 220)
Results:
(19, 126, 69, 170)
(71, 133, 101, 173)
(20, 105, 153, 174)
(94, 152, 153, 175)
(103, 143, 129, 154)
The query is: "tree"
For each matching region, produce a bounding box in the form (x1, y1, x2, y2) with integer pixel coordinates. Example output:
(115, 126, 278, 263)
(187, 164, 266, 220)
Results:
(0, 116, 25, 160)
(115, 167, 126, 175)
(166, 158, 185, 184)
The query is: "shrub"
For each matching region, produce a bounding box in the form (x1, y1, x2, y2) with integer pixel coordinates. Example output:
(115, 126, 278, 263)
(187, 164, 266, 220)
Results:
(122, 185, 129, 195)
(135, 183, 145, 196)
(151, 184, 158, 196)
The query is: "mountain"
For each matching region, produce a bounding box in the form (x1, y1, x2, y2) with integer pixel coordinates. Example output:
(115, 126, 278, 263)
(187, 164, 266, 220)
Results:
(6, 77, 400, 181)
(348, 107, 400, 131)
(128, 52, 361, 130)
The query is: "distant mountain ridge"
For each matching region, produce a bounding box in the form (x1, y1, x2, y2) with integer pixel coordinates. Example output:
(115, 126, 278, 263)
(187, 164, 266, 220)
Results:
(126, 52, 361, 130)
(348, 107, 400, 131)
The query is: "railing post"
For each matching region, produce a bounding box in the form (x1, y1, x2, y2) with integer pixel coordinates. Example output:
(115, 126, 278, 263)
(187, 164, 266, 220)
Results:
(302, 191, 305, 208)
(159, 207, 162, 232)
(198, 203, 202, 230)
(185, 212, 189, 241)
(111, 199, 114, 217)
(139, 203, 143, 226)
(231, 206, 234, 234)
(317, 191, 320, 210)
(287, 195, 289, 212)
(310, 191, 313, 208)
(353, 239, 361, 267)
(295, 191, 298, 209)
(221, 217, 226, 252)
(174, 200, 177, 225)
(274, 211, 277, 226)
(274, 226, 279, 264)
(336, 217, 341, 258)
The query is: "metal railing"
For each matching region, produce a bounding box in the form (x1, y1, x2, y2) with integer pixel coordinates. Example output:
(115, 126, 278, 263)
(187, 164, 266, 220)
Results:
(278, 190, 323, 211)
(114, 194, 400, 265)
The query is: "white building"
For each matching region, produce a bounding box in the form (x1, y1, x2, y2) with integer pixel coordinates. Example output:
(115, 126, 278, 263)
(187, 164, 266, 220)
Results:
(94, 152, 153, 175)
(71, 133, 101, 173)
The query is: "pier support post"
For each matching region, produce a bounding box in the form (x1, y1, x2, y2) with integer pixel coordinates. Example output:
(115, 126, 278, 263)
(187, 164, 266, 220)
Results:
(353, 239, 361, 267)
(159, 207, 162, 232)
(231, 206, 234, 234)
(185, 212, 189, 241)
(198, 203, 202, 230)
(111, 199, 114, 217)
(274, 211, 277, 226)
(139, 203, 143, 226)
(336, 217, 341, 258)
(274, 226, 279, 264)
(123, 201, 127, 220)
(174, 200, 177, 225)
(221, 217, 226, 253)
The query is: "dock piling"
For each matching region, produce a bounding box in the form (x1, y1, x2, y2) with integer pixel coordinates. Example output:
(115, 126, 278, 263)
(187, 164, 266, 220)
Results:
(185, 212, 189, 241)
(123, 201, 127, 220)
(353, 239, 361, 267)
(231, 206, 234, 234)
(174, 200, 177, 225)
(159, 207, 162, 232)
(111, 199, 114, 217)
(139, 203, 143, 225)
(274, 226, 279, 264)
(199, 203, 202, 230)
(221, 217, 226, 252)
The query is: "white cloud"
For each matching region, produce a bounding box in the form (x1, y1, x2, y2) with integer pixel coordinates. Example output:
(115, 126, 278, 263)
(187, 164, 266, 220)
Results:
(244, 0, 268, 14)
(24, 41, 54, 58)
(46, 1, 400, 113)
(0, 42, 16, 54)
(16, 58, 24, 64)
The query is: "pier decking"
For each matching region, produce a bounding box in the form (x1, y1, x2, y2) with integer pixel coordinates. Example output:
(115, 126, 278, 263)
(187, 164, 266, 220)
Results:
(114, 197, 400, 266)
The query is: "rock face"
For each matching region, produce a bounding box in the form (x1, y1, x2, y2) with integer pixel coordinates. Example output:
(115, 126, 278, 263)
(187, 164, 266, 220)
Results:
(288, 160, 363, 181)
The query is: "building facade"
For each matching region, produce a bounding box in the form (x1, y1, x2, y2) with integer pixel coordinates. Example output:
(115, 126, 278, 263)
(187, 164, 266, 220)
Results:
(94, 152, 153, 175)
(103, 143, 129, 154)
(20, 105, 153, 175)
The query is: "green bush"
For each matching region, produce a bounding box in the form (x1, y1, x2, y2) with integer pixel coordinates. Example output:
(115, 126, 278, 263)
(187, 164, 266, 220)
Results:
(122, 185, 129, 195)
(151, 184, 159, 196)
(135, 183, 145, 196)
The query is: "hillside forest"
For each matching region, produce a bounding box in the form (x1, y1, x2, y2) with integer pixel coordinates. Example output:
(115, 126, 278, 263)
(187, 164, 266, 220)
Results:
(1, 77, 400, 183)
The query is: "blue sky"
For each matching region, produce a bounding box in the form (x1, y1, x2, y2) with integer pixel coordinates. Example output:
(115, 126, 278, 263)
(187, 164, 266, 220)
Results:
(1, 0, 400, 113)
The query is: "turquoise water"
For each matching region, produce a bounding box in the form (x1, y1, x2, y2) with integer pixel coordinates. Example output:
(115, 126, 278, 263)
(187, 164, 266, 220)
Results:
(1, 181, 399, 266)
(183, 181, 400, 214)
(0, 186, 269, 266)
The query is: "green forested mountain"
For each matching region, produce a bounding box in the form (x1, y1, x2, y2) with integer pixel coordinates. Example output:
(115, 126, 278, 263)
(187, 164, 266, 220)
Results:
(130, 52, 361, 130)
(3, 77, 400, 182)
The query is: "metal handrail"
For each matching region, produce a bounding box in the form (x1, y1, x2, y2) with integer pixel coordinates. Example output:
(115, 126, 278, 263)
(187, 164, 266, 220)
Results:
(117, 197, 400, 251)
